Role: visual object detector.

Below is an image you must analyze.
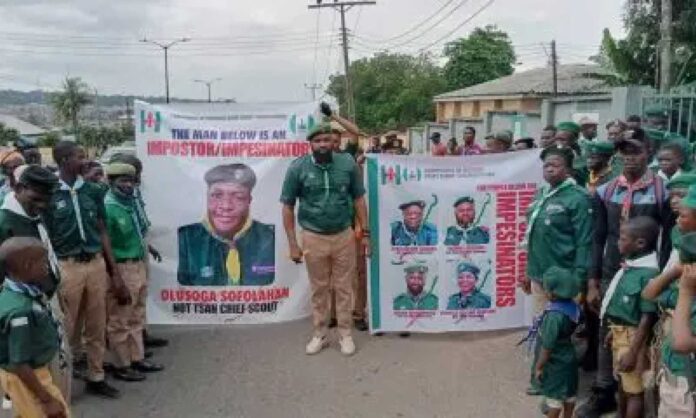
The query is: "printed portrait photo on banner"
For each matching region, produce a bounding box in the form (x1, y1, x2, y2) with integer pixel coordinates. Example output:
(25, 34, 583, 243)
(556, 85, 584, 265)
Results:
(443, 194, 492, 246)
(445, 258, 493, 310)
(177, 163, 276, 286)
(393, 259, 439, 311)
(390, 196, 439, 246)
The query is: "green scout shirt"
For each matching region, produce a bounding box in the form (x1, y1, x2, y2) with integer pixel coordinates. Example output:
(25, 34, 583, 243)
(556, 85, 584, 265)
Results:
(104, 190, 145, 262)
(532, 311, 578, 401)
(280, 153, 365, 234)
(43, 177, 106, 257)
(604, 266, 658, 326)
(393, 292, 438, 310)
(446, 290, 491, 309)
(657, 282, 696, 377)
(443, 225, 490, 245)
(0, 288, 58, 370)
(526, 183, 593, 285)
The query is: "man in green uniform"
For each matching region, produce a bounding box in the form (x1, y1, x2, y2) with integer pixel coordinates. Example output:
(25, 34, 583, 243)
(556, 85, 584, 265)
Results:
(522, 145, 593, 316)
(390, 200, 438, 246)
(178, 163, 275, 286)
(583, 140, 617, 195)
(444, 196, 490, 245)
(555, 121, 587, 185)
(446, 262, 491, 310)
(281, 121, 369, 356)
(393, 264, 439, 310)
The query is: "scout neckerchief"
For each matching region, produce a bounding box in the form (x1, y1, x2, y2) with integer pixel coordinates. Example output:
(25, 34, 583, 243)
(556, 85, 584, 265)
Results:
(658, 168, 682, 183)
(614, 171, 656, 223)
(588, 166, 612, 195)
(310, 154, 332, 200)
(398, 222, 421, 246)
(201, 215, 253, 286)
(58, 176, 87, 242)
(3, 278, 68, 370)
(133, 187, 151, 236)
(105, 189, 145, 247)
(523, 177, 576, 246)
(517, 300, 581, 354)
(600, 252, 658, 323)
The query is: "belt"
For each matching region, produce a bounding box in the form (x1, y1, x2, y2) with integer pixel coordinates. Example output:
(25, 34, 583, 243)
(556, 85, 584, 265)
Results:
(59, 252, 98, 263)
(116, 257, 144, 264)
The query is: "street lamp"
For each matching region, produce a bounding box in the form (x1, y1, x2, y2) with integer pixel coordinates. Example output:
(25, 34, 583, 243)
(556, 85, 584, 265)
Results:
(140, 37, 191, 103)
(193, 78, 222, 103)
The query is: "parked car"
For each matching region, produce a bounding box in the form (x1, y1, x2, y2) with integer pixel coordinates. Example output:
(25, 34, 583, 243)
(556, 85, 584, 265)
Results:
(99, 145, 136, 164)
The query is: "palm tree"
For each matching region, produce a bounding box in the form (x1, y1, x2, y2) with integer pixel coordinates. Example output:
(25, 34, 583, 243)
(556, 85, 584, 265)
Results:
(51, 77, 92, 141)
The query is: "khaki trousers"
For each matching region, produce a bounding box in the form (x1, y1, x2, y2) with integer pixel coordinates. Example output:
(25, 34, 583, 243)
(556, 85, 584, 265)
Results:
(0, 367, 70, 418)
(353, 239, 367, 321)
(58, 255, 108, 382)
(302, 228, 356, 338)
(107, 261, 147, 368)
(531, 280, 548, 316)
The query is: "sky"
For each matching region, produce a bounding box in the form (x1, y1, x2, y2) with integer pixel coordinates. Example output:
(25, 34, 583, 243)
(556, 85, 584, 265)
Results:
(0, 0, 625, 103)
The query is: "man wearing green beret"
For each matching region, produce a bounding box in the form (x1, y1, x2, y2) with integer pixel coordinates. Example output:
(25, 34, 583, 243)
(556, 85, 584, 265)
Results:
(393, 264, 439, 310)
(178, 163, 275, 287)
(391, 200, 438, 246)
(103, 163, 163, 382)
(281, 113, 369, 356)
(582, 140, 617, 195)
(555, 122, 588, 184)
(644, 104, 670, 131)
(446, 262, 491, 310)
(484, 131, 512, 154)
(444, 196, 490, 245)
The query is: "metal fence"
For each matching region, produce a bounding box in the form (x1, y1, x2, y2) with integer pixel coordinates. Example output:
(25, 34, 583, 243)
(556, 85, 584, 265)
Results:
(641, 85, 696, 139)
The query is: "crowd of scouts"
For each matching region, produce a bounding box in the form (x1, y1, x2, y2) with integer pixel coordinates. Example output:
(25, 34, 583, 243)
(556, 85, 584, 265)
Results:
(0, 142, 167, 418)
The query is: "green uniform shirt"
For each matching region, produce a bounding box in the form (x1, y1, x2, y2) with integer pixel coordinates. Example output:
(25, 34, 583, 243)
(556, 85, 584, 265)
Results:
(604, 266, 658, 326)
(280, 153, 365, 234)
(446, 290, 491, 309)
(390, 221, 438, 246)
(104, 190, 145, 262)
(43, 178, 106, 257)
(393, 292, 438, 310)
(526, 183, 593, 284)
(443, 225, 490, 245)
(0, 288, 59, 370)
(532, 311, 578, 401)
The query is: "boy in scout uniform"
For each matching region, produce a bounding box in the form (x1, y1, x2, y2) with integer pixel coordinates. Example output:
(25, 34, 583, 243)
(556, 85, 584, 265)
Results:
(281, 122, 369, 356)
(43, 141, 127, 399)
(522, 146, 593, 316)
(0, 237, 69, 418)
(532, 266, 581, 418)
(393, 264, 438, 310)
(446, 262, 491, 310)
(599, 216, 660, 418)
(583, 140, 617, 195)
(443, 196, 490, 245)
(104, 163, 164, 382)
(390, 200, 438, 246)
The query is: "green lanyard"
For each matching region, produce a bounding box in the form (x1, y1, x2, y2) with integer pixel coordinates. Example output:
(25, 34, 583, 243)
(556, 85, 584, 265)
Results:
(524, 178, 575, 245)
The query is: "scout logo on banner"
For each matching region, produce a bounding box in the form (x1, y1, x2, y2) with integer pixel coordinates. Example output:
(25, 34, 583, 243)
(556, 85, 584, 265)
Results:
(136, 101, 320, 325)
(366, 153, 541, 333)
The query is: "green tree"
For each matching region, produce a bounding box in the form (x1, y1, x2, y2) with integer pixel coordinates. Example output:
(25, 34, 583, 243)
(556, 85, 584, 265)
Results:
(442, 25, 516, 90)
(327, 52, 446, 132)
(36, 131, 61, 148)
(51, 77, 92, 140)
(0, 123, 20, 146)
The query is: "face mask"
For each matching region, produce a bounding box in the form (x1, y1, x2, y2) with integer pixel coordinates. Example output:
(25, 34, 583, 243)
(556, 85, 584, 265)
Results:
(116, 185, 134, 197)
(312, 149, 332, 164)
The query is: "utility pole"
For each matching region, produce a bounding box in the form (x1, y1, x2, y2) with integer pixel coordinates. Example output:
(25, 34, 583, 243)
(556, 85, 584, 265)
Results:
(308, 1, 376, 119)
(125, 96, 132, 127)
(94, 88, 101, 127)
(304, 83, 323, 101)
(140, 37, 191, 103)
(550, 40, 558, 97)
(660, 0, 673, 92)
(194, 78, 222, 103)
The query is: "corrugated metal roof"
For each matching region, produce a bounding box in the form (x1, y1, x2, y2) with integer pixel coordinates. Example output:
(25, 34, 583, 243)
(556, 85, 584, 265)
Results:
(0, 114, 47, 136)
(435, 64, 610, 100)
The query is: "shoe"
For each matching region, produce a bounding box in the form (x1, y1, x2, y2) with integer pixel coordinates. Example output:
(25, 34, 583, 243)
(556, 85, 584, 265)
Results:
(85, 380, 121, 399)
(339, 336, 356, 356)
(328, 318, 338, 329)
(112, 367, 146, 382)
(354, 319, 369, 331)
(144, 350, 154, 359)
(374, 332, 384, 337)
(305, 336, 328, 355)
(132, 360, 165, 373)
(399, 332, 411, 338)
(144, 335, 169, 348)
(2, 395, 11, 410)
(575, 386, 617, 418)
(103, 362, 115, 373)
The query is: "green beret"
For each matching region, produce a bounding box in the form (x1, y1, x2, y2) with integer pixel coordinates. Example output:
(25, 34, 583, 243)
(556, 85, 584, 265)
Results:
(453, 196, 474, 207)
(307, 122, 340, 141)
(404, 263, 428, 274)
(681, 185, 696, 209)
(204, 163, 256, 189)
(586, 140, 615, 156)
(679, 232, 696, 263)
(456, 262, 480, 277)
(17, 164, 58, 193)
(493, 131, 512, 145)
(542, 266, 579, 299)
(645, 127, 668, 143)
(667, 173, 696, 190)
(105, 162, 136, 177)
(540, 145, 574, 167)
(556, 121, 581, 135)
(644, 104, 670, 118)
(399, 200, 425, 211)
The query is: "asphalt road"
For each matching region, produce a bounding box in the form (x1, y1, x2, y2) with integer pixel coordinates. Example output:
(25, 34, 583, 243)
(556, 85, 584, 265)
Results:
(3, 320, 584, 418)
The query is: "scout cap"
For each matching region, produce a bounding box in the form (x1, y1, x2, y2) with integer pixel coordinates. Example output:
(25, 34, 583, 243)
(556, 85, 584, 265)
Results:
(542, 266, 579, 299)
(399, 200, 426, 211)
(429, 132, 441, 141)
(16, 164, 58, 194)
(667, 173, 696, 190)
(453, 196, 474, 207)
(644, 104, 670, 118)
(680, 232, 696, 263)
(556, 121, 581, 135)
(586, 140, 615, 156)
(404, 263, 428, 274)
(540, 144, 574, 167)
(307, 122, 341, 141)
(579, 116, 598, 126)
(615, 138, 647, 154)
(204, 163, 257, 190)
(681, 185, 696, 209)
(493, 130, 512, 145)
(105, 162, 136, 178)
(456, 262, 480, 277)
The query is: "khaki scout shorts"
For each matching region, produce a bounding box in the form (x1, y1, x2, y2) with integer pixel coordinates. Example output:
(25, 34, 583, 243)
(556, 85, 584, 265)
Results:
(611, 325, 649, 394)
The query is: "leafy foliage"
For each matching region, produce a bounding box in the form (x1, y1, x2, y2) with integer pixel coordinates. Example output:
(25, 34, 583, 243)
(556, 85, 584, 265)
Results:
(0, 123, 20, 146)
(36, 131, 61, 148)
(51, 77, 92, 139)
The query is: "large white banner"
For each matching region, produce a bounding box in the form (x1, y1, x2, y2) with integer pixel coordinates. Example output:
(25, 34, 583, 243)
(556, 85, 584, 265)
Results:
(366, 152, 542, 333)
(136, 101, 319, 324)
